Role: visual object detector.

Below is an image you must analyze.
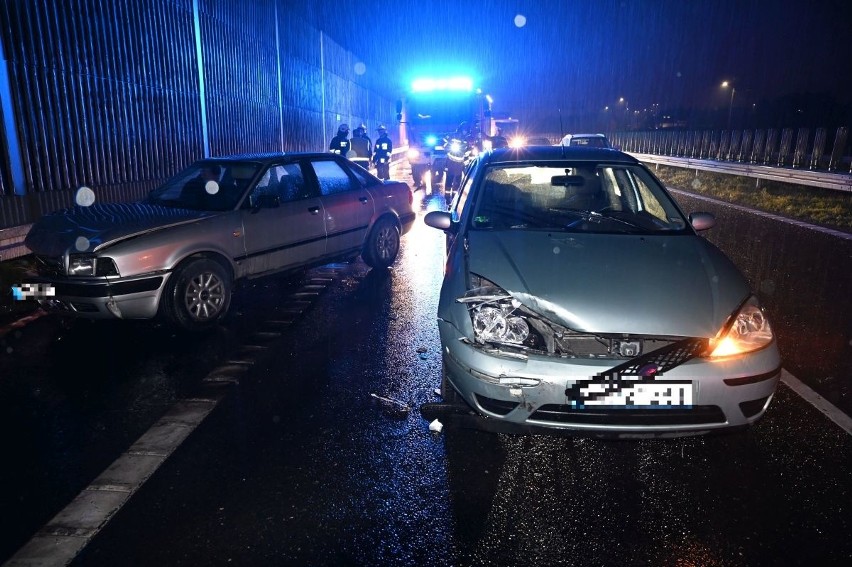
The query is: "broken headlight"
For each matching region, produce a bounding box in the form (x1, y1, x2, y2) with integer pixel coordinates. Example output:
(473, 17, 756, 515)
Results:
(459, 277, 529, 345)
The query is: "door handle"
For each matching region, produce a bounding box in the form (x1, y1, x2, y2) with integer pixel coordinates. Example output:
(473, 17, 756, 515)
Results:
(308, 206, 320, 215)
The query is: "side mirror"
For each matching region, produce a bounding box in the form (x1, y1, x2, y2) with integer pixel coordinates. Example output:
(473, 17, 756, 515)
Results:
(424, 210, 452, 230)
(689, 212, 716, 231)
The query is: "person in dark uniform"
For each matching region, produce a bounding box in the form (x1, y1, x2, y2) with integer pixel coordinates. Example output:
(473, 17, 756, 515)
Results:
(349, 123, 373, 170)
(329, 123, 350, 155)
(373, 125, 393, 180)
(490, 127, 509, 149)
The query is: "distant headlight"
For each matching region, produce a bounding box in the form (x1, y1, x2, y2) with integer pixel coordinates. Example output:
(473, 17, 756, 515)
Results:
(407, 148, 420, 159)
(709, 296, 774, 357)
(68, 255, 119, 277)
(449, 141, 462, 153)
(509, 136, 526, 148)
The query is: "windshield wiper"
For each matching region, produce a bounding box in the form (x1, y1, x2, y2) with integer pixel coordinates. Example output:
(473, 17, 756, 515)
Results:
(554, 208, 650, 232)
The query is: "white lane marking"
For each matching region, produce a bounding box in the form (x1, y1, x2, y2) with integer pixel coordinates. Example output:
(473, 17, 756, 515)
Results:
(4, 398, 220, 566)
(4, 269, 338, 565)
(781, 369, 852, 435)
(4, 358, 849, 563)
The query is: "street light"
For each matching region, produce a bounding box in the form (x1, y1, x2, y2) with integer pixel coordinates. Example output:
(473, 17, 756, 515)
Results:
(721, 81, 735, 129)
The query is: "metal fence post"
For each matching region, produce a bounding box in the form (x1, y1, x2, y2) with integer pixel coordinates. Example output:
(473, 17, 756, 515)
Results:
(764, 129, 778, 165)
(751, 130, 766, 164)
(728, 130, 741, 161)
(810, 128, 826, 170)
(828, 126, 848, 172)
(792, 128, 809, 168)
(778, 128, 793, 166)
(739, 130, 753, 162)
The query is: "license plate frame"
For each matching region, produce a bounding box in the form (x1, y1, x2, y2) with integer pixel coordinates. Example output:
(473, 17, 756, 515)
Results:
(568, 378, 694, 409)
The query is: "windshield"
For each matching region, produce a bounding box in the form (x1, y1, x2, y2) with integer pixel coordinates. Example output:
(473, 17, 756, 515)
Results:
(147, 161, 262, 211)
(470, 163, 689, 234)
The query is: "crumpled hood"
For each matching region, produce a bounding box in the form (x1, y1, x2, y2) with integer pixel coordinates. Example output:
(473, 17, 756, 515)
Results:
(467, 230, 750, 338)
(24, 202, 212, 257)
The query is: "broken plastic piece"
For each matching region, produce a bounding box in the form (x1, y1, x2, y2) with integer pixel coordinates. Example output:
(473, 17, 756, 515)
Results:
(429, 419, 443, 433)
(370, 392, 410, 411)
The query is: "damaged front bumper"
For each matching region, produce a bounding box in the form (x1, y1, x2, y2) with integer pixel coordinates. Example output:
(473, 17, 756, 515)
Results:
(18, 273, 170, 320)
(433, 319, 781, 438)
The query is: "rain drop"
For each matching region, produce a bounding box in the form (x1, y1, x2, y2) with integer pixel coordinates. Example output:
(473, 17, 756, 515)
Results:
(514, 14, 526, 27)
(354, 61, 366, 75)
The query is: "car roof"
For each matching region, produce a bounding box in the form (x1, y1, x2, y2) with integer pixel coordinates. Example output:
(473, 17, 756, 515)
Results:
(480, 145, 635, 164)
(199, 152, 341, 164)
(564, 133, 608, 138)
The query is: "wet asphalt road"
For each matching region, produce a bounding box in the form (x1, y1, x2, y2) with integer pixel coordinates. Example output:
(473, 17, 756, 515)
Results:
(1, 180, 851, 566)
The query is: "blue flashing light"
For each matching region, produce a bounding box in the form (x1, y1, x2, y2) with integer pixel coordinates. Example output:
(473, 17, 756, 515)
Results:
(425, 135, 438, 146)
(411, 76, 473, 93)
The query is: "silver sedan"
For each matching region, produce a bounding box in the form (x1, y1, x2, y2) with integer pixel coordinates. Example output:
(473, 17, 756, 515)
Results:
(21, 152, 414, 330)
(425, 146, 781, 437)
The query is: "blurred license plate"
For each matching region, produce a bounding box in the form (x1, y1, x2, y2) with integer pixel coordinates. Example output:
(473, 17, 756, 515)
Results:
(576, 380, 693, 408)
(12, 283, 55, 300)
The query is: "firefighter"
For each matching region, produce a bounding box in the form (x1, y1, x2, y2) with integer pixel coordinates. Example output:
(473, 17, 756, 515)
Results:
(373, 124, 393, 180)
(329, 123, 350, 154)
(349, 123, 372, 170)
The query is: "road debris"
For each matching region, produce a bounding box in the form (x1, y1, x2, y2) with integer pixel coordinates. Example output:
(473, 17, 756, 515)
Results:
(370, 393, 410, 411)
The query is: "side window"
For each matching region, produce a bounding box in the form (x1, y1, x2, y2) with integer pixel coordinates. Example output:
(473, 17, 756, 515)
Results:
(633, 174, 670, 221)
(246, 163, 307, 208)
(310, 159, 358, 196)
(348, 163, 377, 187)
(451, 160, 478, 222)
(277, 163, 308, 201)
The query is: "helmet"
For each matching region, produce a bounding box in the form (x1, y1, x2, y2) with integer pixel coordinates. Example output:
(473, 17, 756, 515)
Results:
(338, 123, 349, 134)
(377, 124, 387, 132)
(357, 123, 366, 131)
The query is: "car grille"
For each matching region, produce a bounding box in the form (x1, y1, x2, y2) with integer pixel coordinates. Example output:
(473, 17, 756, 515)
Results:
(529, 404, 726, 426)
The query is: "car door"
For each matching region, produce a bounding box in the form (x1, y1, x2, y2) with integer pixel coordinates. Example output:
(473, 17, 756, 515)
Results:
(306, 157, 374, 257)
(238, 160, 327, 277)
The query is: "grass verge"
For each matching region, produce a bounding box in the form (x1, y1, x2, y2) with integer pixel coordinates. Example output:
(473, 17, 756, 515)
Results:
(651, 165, 852, 233)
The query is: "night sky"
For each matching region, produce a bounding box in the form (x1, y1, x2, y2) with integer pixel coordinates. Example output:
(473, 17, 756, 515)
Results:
(294, 0, 852, 129)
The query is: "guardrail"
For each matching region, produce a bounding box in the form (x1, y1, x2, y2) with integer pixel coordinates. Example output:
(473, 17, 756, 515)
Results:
(608, 126, 851, 175)
(630, 153, 852, 193)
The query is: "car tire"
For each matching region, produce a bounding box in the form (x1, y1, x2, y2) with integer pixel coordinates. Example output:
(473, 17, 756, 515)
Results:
(362, 218, 400, 268)
(162, 258, 232, 331)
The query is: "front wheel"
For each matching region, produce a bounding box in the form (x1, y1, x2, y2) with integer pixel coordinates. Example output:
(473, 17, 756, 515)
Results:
(362, 218, 400, 268)
(161, 258, 232, 331)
